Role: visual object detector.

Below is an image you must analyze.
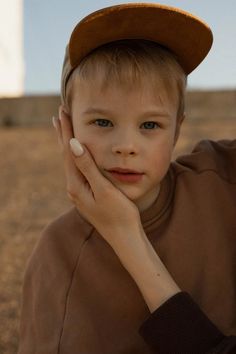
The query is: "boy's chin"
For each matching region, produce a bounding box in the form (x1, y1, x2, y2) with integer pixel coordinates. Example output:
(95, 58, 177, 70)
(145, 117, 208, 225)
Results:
(116, 186, 146, 205)
(115, 185, 158, 213)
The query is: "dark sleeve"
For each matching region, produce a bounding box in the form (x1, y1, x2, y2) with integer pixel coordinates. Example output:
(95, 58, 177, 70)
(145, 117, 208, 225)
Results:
(139, 292, 236, 354)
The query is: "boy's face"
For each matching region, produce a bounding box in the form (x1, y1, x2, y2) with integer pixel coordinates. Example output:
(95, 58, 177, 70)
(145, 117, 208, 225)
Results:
(71, 78, 181, 212)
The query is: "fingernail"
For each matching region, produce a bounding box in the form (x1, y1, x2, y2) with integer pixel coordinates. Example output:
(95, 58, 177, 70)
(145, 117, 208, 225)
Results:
(52, 116, 57, 128)
(70, 138, 84, 156)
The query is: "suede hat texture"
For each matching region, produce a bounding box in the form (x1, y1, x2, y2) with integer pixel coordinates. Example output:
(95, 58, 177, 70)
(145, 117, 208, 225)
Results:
(61, 2, 213, 104)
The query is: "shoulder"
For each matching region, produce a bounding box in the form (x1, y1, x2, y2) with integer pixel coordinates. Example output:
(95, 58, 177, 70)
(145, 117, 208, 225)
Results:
(173, 139, 236, 183)
(26, 207, 95, 275)
(41, 206, 94, 247)
(19, 207, 95, 350)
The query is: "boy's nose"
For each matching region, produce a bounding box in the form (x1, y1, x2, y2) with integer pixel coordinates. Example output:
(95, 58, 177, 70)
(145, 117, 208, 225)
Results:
(111, 142, 138, 156)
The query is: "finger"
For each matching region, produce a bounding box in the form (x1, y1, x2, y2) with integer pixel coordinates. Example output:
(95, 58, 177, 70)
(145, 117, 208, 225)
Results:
(65, 143, 94, 209)
(58, 107, 88, 199)
(59, 106, 74, 147)
(52, 116, 63, 151)
(70, 138, 113, 197)
(58, 106, 75, 167)
(65, 145, 89, 206)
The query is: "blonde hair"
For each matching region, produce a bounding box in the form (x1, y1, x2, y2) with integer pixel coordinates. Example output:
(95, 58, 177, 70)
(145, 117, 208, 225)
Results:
(65, 39, 187, 119)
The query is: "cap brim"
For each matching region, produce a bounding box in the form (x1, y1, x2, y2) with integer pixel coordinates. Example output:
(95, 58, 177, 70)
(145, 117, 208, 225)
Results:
(69, 3, 213, 74)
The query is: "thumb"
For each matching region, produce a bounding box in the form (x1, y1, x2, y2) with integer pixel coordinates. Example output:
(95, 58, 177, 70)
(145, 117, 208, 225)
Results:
(69, 138, 111, 192)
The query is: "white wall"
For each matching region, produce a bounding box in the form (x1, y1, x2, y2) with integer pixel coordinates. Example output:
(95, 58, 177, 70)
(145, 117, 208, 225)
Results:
(0, 0, 24, 96)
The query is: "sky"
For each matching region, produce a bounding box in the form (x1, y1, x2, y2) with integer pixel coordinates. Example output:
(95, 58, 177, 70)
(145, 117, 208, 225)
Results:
(24, 0, 236, 94)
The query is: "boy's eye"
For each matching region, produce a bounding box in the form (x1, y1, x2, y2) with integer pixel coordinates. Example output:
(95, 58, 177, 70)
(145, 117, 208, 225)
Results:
(94, 119, 112, 127)
(141, 121, 159, 129)
(93, 119, 159, 129)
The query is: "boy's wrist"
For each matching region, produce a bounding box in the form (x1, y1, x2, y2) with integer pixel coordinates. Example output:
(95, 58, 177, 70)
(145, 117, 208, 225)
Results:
(107, 220, 145, 253)
(112, 227, 180, 313)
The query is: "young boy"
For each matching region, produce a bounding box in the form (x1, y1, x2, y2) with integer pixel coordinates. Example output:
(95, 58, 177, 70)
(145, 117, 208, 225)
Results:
(18, 3, 236, 353)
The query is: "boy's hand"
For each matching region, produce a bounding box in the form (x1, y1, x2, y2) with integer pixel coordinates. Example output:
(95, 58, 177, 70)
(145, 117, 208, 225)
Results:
(52, 107, 142, 249)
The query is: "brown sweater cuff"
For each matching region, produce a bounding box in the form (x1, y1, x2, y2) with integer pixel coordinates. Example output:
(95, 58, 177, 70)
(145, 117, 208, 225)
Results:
(139, 291, 225, 353)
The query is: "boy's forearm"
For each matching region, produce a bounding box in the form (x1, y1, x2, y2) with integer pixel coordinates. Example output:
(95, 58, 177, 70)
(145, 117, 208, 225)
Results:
(111, 226, 181, 313)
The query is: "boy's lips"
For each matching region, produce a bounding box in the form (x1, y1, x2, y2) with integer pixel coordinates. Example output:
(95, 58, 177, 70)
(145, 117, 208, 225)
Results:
(106, 167, 144, 183)
(107, 167, 143, 174)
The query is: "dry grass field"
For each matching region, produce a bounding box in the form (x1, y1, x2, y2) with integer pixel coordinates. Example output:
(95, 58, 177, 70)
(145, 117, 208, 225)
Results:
(0, 117, 235, 353)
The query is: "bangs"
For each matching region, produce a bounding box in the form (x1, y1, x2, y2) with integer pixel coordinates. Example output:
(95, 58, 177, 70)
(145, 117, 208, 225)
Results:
(66, 40, 187, 117)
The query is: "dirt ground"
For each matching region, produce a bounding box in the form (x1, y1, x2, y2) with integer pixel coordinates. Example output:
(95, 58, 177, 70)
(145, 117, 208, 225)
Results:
(0, 118, 235, 353)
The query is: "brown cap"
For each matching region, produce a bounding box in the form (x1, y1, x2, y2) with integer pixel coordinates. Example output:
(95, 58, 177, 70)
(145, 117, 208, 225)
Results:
(61, 2, 213, 104)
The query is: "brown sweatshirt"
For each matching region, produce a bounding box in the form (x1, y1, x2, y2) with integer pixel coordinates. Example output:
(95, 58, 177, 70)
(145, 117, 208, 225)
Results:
(18, 139, 236, 354)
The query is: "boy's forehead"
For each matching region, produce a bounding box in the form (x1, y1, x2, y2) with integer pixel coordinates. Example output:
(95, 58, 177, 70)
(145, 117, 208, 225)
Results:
(73, 72, 169, 97)
(72, 75, 178, 116)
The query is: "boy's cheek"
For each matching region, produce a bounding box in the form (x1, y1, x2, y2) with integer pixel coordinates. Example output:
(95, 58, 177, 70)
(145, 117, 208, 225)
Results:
(152, 142, 174, 168)
(81, 140, 103, 167)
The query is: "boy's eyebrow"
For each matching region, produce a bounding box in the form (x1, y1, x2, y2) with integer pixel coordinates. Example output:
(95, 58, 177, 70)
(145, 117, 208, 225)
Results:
(82, 107, 171, 119)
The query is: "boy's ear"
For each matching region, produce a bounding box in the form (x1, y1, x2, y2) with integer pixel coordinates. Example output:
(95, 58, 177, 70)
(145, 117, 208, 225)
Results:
(174, 113, 185, 146)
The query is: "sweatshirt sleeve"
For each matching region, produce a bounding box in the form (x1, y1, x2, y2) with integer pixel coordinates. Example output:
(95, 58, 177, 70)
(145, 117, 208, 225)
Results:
(139, 292, 236, 354)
